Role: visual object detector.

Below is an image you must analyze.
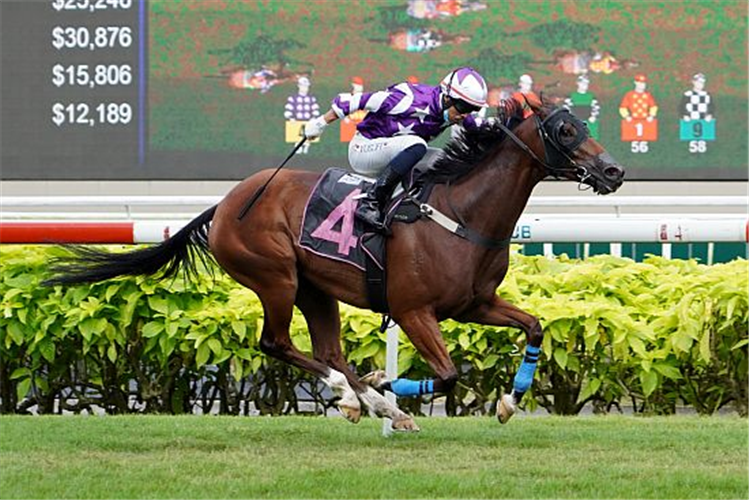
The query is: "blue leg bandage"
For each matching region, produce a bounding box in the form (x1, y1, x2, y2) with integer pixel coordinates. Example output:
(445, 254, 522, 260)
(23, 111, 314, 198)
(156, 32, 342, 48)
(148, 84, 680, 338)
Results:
(388, 378, 434, 397)
(512, 345, 540, 395)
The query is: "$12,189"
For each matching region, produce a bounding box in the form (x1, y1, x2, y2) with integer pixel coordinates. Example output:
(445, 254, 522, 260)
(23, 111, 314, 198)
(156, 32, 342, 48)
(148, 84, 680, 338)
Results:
(52, 102, 133, 127)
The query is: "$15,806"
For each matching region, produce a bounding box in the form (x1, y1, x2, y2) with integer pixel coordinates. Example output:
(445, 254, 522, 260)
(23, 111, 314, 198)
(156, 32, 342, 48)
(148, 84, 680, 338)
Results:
(52, 102, 133, 127)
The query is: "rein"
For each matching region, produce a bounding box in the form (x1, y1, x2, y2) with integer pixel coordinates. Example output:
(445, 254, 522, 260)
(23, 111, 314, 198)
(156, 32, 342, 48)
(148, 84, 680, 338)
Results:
(419, 107, 594, 249)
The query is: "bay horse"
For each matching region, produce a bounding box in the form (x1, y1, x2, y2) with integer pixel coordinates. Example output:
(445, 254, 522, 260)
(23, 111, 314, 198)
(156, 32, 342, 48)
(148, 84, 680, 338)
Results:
(46, 100, 624, 431)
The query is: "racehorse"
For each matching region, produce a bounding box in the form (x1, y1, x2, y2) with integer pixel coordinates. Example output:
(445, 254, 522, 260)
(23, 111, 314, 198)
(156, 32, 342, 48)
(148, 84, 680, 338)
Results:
(46, 100, 624, 431)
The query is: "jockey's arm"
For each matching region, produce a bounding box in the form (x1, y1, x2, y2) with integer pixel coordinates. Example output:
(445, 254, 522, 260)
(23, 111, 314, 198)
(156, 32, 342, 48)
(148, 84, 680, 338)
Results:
(320, 109, 339, 125)
(304, 109, 338, 139)
(306, 89, 397, 139)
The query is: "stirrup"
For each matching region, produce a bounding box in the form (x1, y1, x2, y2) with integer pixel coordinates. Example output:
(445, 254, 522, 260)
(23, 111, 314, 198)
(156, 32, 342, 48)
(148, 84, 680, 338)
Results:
(356, 204, 386, 231)
(363, 218, 389, 234)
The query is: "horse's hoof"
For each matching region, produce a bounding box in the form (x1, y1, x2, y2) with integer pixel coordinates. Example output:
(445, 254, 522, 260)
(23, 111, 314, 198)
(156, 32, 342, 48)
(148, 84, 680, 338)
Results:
(392, 417, 420, 432)
(339, 404, 362, 424)
(497, 393, 516, 424)
(360, 370, 388, 389)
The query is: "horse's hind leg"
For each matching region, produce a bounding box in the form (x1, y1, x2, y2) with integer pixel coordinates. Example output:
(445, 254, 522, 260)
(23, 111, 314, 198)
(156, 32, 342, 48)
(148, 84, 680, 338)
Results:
(295, 279, 418, 431)
(238, 274, 363, 423)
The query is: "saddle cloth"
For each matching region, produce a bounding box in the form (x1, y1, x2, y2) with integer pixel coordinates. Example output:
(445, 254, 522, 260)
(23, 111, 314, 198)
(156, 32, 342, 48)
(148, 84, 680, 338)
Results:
(299, 168, 382, 271)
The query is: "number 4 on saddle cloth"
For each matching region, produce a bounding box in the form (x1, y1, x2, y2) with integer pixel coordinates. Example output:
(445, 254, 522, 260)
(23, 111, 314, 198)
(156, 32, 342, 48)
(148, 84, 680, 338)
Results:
(299, 168, 425, 313)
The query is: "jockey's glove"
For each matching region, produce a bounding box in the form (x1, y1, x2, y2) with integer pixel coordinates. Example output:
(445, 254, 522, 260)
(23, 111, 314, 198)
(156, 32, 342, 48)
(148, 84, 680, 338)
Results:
(304, 116, 328, 139)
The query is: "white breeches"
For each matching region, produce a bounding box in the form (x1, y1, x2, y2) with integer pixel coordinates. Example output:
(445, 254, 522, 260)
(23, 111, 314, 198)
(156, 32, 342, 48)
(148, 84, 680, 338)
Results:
(348, 133, 429, 177)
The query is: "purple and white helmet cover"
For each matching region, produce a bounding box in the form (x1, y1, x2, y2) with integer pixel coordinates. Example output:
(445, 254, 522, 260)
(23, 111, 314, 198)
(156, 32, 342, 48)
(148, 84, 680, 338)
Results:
(440, 67, 488, 107)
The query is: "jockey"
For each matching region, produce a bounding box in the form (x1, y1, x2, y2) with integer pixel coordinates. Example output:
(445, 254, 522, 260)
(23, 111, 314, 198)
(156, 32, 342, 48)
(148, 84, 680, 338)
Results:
(304, 67, 490, 231)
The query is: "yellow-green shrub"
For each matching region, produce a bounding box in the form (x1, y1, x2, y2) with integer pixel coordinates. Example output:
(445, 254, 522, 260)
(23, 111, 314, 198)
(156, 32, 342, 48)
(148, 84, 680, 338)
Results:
(1, 246, 746, 416)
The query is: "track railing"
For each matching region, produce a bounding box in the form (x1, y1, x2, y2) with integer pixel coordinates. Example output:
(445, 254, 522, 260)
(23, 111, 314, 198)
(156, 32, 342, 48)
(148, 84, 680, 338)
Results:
(2, 195, 746, 217)
(1, 216, 746, 243)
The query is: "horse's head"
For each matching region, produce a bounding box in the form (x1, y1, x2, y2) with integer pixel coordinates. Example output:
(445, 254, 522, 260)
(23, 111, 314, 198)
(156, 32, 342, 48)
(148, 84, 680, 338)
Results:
(526, 101, 625, 194)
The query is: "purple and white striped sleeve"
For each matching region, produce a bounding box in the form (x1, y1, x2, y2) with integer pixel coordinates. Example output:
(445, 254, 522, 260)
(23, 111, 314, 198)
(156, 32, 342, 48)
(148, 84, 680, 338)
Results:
(331, 90, 395, 119)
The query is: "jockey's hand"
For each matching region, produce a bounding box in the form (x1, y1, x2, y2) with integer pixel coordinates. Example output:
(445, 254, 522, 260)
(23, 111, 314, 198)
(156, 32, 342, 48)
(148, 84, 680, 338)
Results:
(304, 116, 328, 139)
(497, 98, 522, 122)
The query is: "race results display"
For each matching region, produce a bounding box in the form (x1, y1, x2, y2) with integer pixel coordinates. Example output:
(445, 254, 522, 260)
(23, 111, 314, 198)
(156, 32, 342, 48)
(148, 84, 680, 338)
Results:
(1, 1, 746, 181)
(1, 0, 143, 179)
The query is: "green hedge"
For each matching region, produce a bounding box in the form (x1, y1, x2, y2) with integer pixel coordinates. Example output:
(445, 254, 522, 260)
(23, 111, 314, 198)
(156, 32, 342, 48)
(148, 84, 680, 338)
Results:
(1, 246, 746, 416)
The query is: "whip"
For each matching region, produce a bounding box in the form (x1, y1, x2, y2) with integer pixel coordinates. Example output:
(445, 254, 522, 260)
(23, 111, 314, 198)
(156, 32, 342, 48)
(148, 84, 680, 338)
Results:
(236, 136, 307, 220)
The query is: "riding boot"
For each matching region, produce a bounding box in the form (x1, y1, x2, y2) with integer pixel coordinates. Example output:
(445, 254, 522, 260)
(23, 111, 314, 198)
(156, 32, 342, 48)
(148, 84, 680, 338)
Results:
(355, 165, 403, 231)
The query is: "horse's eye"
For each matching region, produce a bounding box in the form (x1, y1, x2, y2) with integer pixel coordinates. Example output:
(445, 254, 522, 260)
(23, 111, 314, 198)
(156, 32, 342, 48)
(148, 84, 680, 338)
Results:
(559, 123, 577, 143)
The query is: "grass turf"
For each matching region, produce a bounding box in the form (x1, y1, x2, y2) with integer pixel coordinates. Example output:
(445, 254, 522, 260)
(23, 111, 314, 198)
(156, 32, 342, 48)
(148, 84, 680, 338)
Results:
(0, 415, 746, 499)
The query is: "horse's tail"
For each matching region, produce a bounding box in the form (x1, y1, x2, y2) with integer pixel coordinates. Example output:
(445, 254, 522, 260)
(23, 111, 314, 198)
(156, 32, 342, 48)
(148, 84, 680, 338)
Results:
(43, 205, 217, 286)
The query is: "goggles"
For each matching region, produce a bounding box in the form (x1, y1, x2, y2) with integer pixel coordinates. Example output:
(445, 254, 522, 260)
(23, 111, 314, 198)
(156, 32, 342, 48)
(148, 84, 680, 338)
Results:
(452, 98, 481, 115)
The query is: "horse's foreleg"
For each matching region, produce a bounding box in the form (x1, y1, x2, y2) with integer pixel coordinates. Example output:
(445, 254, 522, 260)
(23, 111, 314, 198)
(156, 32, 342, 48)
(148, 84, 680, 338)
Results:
(457, 295, 543, 424)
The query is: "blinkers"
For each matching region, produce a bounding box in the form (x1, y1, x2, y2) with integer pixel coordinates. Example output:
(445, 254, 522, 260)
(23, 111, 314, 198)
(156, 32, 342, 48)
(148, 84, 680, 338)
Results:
(536, 107, 589, 175)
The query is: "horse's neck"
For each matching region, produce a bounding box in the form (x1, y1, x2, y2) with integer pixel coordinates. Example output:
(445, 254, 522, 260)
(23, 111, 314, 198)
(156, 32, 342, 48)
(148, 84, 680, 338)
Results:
(445, 140, 542, 242)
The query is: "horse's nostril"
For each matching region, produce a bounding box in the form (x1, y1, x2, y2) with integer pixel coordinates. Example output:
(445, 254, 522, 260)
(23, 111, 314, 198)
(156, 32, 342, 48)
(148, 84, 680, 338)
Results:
(605, 165, 623, 179)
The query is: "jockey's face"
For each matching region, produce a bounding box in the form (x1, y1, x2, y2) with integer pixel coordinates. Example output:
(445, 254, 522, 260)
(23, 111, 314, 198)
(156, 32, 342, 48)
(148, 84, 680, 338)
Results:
(444, 97, 479, 123)
(446, 105, 471, 124)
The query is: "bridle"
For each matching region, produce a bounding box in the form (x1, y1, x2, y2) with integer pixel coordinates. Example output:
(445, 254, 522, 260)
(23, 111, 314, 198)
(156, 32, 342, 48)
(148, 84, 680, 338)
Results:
(420, 108, 596, 250)
(496, 107, 592, 186)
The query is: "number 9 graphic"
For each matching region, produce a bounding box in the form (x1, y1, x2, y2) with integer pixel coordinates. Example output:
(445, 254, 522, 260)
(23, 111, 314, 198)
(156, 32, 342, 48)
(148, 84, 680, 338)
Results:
(692, 121, 702, 139)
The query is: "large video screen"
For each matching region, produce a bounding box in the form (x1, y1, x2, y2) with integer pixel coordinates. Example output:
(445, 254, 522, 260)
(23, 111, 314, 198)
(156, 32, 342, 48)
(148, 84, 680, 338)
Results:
(1, 0, 747, 180)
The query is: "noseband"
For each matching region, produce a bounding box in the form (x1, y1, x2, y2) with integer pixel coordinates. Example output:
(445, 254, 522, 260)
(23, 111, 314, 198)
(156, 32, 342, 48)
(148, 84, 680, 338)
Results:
(496, 107, 591, 184)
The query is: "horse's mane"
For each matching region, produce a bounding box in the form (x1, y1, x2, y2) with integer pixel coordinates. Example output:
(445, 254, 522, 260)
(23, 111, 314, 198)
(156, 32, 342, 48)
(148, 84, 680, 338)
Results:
(425, 120, 510, 183)
(426, 100, 553, 184)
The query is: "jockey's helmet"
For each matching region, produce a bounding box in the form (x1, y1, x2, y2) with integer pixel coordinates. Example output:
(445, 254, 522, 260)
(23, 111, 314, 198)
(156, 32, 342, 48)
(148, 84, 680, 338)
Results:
(440, 67, 488, 113)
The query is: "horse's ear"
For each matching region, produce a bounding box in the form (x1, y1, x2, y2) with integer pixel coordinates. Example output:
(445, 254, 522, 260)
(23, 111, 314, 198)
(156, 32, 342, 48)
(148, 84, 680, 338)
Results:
(524, 93, 542, 113)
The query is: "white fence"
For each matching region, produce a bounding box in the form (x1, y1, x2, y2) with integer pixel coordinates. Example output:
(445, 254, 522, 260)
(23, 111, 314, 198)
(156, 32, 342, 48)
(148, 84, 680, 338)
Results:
(2, 216, 746, 243)
(2, 195, 746, 264)
(2, 194, 746, 216)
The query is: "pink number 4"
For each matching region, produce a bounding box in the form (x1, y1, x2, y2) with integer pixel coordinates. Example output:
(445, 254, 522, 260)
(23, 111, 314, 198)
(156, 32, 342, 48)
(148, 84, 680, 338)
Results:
(310, 188, 361, 256)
